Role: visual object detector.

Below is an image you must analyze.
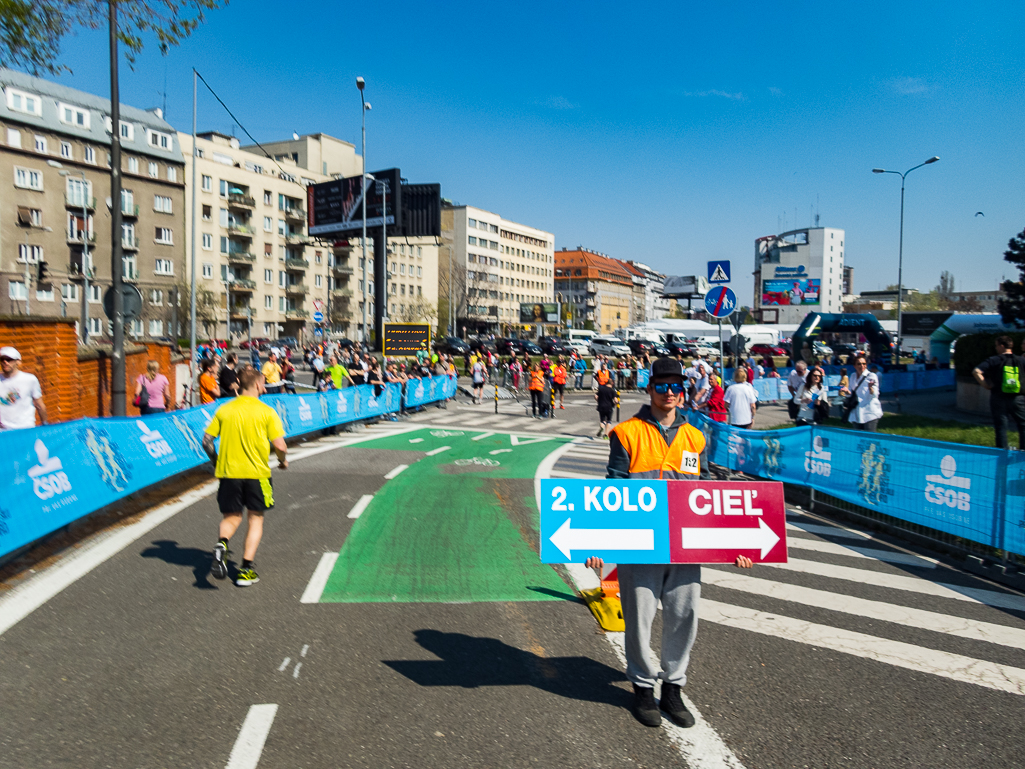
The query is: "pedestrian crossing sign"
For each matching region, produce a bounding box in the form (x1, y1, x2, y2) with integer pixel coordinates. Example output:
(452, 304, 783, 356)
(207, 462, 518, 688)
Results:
(707, 260, 731, 284)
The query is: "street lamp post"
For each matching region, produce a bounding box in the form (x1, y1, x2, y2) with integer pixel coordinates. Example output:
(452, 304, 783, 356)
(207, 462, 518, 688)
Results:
(872, 156, 939, 358)
(356, 77, 371, 344)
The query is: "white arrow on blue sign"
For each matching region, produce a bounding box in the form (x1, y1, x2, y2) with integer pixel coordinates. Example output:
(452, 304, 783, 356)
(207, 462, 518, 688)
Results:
(313, 311, 324, 323)
(704, 286, 737, 318)
(707, 260, 731, 283)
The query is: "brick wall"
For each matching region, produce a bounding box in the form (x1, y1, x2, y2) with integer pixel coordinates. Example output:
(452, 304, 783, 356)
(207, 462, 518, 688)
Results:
(0, 316, 182, 423)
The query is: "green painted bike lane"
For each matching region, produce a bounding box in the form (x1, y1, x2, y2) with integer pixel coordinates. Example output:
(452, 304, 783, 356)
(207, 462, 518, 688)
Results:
(320, 428, 575, 603)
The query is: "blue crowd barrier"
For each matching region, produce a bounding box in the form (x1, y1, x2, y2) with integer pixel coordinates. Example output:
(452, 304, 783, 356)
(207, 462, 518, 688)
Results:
(719, 367, 955, 394)
(689, 412, 1022, 558)
(0, 375, 457, 560)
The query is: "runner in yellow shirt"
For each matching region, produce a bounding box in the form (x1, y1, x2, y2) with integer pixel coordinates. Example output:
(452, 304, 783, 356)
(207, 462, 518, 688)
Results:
(262, 351, 283, 395)
(203, 365, 288, 586)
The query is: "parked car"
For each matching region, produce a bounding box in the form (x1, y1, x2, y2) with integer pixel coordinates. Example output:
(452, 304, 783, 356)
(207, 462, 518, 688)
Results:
(273, 336, 298, 351)
(589, 336, 632, 357)
(749, 344, 786, 357)
(829, 343, 858, 359)
(437, 336, 471, 355)
(651, 343, 671, 357)
(666, 340, 697, 358)
(813, 341, 833, 357)
(467, 336, 497, 355)
(563, 339, 590, 357)
(538, 336, 571, 355)
(626, 339, 657, 356)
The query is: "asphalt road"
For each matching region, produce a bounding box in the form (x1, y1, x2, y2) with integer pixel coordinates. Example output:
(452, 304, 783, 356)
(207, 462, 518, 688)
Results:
(1, 411, 1024, 768)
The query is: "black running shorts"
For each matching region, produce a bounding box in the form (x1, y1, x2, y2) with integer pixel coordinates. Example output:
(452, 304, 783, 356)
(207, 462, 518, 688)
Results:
(553, 383, 565, 394)
(217, 478, 275, 514)
(598, 408, 613, 423)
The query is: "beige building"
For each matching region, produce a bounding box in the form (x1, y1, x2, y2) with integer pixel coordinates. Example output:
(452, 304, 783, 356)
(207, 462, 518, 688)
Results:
(554, 248, 634, 333)
(180, 131, 369, 343)
(0, 68, 186, 340)
(440, 204, 555, 336)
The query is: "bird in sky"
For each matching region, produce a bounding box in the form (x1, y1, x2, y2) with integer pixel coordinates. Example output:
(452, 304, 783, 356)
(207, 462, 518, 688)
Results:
(975, 211, 985, 217)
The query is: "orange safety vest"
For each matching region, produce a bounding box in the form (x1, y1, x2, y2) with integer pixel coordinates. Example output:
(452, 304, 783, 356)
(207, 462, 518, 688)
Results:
(553, 365, 567, 385)
(596, 368, 610, 386)
(611, 417, 705, 479)
(529, 370, 545, 391)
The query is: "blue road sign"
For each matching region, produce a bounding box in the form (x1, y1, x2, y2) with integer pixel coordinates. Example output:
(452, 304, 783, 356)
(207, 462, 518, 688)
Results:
(313, 311, 324, 323)
(707, 260, 731, 284)
(704, 286, 737, 318)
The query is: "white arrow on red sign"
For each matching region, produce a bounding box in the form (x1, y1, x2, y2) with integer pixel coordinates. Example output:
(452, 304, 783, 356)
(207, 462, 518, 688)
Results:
(679, 518, 780, 559)
(549, 518, 655, 560)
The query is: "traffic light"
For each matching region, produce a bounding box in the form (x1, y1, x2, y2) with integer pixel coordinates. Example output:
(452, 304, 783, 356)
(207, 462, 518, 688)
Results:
(36, 260, 49, 284)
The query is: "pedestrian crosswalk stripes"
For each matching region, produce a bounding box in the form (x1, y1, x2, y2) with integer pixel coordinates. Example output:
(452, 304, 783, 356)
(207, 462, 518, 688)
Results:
(543, 447, 1025, 695)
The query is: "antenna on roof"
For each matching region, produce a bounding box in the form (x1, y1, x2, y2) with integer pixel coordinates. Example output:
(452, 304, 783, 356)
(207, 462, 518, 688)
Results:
(815, 194, 820, 227)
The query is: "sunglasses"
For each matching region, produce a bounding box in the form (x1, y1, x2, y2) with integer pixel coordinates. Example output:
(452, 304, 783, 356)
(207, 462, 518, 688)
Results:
(0, 357, 15, 363)
(652, 382, 685, 394)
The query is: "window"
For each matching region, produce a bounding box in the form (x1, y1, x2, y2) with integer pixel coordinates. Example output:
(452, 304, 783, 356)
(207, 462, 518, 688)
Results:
(59, 103, 90, 128)
(6, 128, 20, 148)
(278, 219, 286, 235)
(129, 319, 143, 337)
(279, 271, 286, 287)
(35, 284, 53, 302)
(202, 233, 213, 250)
(155, 227, 174, 244)
(399, 263, 406, 275)
(468, 218, 477, 228)
(149, 289, 163, 305)
(154, 259, 173, 275)
(167, 166, 177, 182)
(263, 216, 272, 232)
(89, 285, 101, 303)
(147, 129, 172, 151)
(128, 156, 138, 173)
(264, 295, 273, 309)
(417, 246, 422, 257)
(263, 269, 273, 283)
(120, 122, 134, 141)
(264, 244, 273, 258)
(6, 88, 41, 116)
(219, 208, 228, 226)
(219, 179, 227, 197)
(149, 162, 159, 178)
(60, 141, 72, 159)
(279, 297, 286, 312)
(81, 147, 95, 165)
(202, 262, 213, 279)
(490, 224, 498, 233)
(15, 167, 43, 190)
(315, 251, 322, 265)
(18, 244, 42, 263)
(263, 191, 272, 206)
(9, 281, 26, 300)
(202, 204, 212, 221)
(220, 236, 229, 253)
(417, 266, 422, 277)
(62, 284, 79, 301)
(149, 320, 163, 336)
(154, 195, 173, 213)
(315, 275, 323, 287)
(468, 236, 477, 245)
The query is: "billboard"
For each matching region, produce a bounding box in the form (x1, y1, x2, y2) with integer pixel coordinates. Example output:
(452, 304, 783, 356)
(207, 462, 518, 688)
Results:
(382, 323, 431, 356)
(662, 275, 709, 297)
(308, 168, 401, 236)
(761, 278, 820, 307)
(901, 312, 953, 337)
(400, 183, 442, 238)
(519, 302, 560, 323)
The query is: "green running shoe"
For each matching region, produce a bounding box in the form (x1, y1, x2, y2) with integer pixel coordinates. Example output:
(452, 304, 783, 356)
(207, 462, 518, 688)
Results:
(235, 567, 260, 586)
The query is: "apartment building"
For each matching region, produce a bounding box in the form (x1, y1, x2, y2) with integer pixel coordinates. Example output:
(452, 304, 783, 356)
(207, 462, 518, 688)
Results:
(181, 131, 370, 342)
(622, 260, 669, 322)
(554, 248, 634, 333)
(440, 204, 554, 335)
(754, 227, 845, 324)
(0, 68, 186, 340)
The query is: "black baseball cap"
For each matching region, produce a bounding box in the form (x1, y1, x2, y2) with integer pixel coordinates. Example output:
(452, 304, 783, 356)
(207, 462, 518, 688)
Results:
(650, 357, 684, 380)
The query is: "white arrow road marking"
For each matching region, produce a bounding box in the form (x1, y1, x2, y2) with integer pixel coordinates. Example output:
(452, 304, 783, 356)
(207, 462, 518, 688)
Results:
(225, 704, 278, 769)
(549, 518, 654, 560)
(680, 518, 781, 559)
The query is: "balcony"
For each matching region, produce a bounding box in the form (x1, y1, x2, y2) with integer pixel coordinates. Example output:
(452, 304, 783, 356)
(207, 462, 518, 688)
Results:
(121, 203, 140, 219)
(286, 233, 313, 247)
(122, 264, 140, 283)
(284, 257, 309, 271)
(285, 309, 309, 320)
(229, 278, 256, 292)
(227, 193, 256, 209)
(66, 230, 96, 246)
(228, 223, 254, 239)
(586, 282, 597, 293)
(332, 242, 353, 257)
(285, 283, 308, 296)
(283, 206, 306, 221)
(121, 235, 140, 251)
(332, 263, 354, 276)
(585, 298, 596, 307)
(67, 259, 95, 280)
(227, 251, 256, 265)
(331, 287, 353, 300)
(229, 304, 251, 318)
(65, 195, 96, 211)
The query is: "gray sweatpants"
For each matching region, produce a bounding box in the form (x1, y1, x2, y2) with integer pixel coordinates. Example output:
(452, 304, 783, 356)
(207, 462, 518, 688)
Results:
(618, 563, 701, 688)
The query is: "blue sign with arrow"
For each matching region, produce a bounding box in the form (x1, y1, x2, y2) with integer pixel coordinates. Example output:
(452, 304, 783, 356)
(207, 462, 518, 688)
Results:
(707, 260, 731, 283)
(313, 311, 324, 323)
(704, 286, 737, 318)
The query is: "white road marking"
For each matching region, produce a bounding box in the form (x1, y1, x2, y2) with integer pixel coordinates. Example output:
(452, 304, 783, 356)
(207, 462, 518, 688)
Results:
(787, 536, 938, 568)
(765, 559, 1025, 611)
(408, 438, 424, 444)
(224, 703, 278, 769)
(347, 495, 374, 519)
(277, 657, 291, 672)
(549, 470, 604, 479)
(299, 553, 339, 604)
(425, 445, 451, 456)
(787, 521, 871, 540)
(384, 464, 409, 479)
(300, 645, 309, 657)
(489, 449, 513, 455)
(471, 431, 495, 441)
(292, 662, 302, 679)
(704, 569, 1025, 649)
(701, 599, 1025, 696)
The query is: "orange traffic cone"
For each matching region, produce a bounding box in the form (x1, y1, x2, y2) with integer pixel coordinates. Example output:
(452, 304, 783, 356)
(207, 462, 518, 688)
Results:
(581, 563, 625, 631)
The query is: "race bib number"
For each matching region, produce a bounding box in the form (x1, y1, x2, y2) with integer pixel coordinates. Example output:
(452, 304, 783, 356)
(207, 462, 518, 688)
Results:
(679, 452, 699, 475)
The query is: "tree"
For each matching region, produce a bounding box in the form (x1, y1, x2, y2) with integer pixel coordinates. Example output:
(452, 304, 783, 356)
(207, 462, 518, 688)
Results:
(937, 270, 955, 300)
(998, 227, 1025, 326)
(397, 297, 438, 325)
(0, 0, 226, 76)
(173, 279, 217, 340)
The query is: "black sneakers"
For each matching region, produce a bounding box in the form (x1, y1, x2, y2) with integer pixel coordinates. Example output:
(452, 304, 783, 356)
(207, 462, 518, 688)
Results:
(631, 685, 661, 727)
(659, 683, 695, 728)
(211, 542, 228, 580)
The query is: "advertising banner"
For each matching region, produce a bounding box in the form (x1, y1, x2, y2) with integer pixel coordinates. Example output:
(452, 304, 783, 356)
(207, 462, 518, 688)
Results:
(539, 479, 788, 564)
(519, 302, 560, 323)
(308, 168, 401, 236)
(761, 278, 820, 307)
(0, 376, 457, 560)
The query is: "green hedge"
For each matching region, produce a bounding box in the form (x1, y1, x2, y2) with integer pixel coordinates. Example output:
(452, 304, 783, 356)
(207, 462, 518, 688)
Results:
(953, 332, 1025, 377)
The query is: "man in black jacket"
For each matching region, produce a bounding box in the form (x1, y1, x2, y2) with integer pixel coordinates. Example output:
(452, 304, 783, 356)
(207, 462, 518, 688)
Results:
(972, 335, 1025, 449)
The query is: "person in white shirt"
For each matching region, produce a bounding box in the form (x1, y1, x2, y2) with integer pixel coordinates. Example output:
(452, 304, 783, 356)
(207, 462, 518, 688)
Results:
(786, 360, 808, 421)
(0, 346, 47, 430)
(793, 369, 828, 425)
(841, 354, 883, 431)
(723, 368, 758, 428)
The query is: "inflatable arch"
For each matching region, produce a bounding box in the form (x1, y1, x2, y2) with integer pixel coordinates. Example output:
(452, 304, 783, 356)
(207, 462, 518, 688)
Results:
(791, 313, 895, 364)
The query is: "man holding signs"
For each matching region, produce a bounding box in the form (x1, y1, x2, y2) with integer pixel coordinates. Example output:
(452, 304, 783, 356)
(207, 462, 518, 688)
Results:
(585, 357, 753, 729)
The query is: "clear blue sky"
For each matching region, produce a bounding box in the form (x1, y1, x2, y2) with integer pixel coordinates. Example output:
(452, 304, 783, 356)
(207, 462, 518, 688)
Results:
(47, 0, 1025, 298)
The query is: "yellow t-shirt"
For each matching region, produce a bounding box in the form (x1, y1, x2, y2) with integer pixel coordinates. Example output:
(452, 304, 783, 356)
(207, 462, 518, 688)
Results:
(262, 361, 282, 384)
(204, 396, 285, 479)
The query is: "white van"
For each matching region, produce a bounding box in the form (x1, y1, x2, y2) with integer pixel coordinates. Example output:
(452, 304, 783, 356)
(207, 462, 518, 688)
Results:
(561, 328, 595, 356)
